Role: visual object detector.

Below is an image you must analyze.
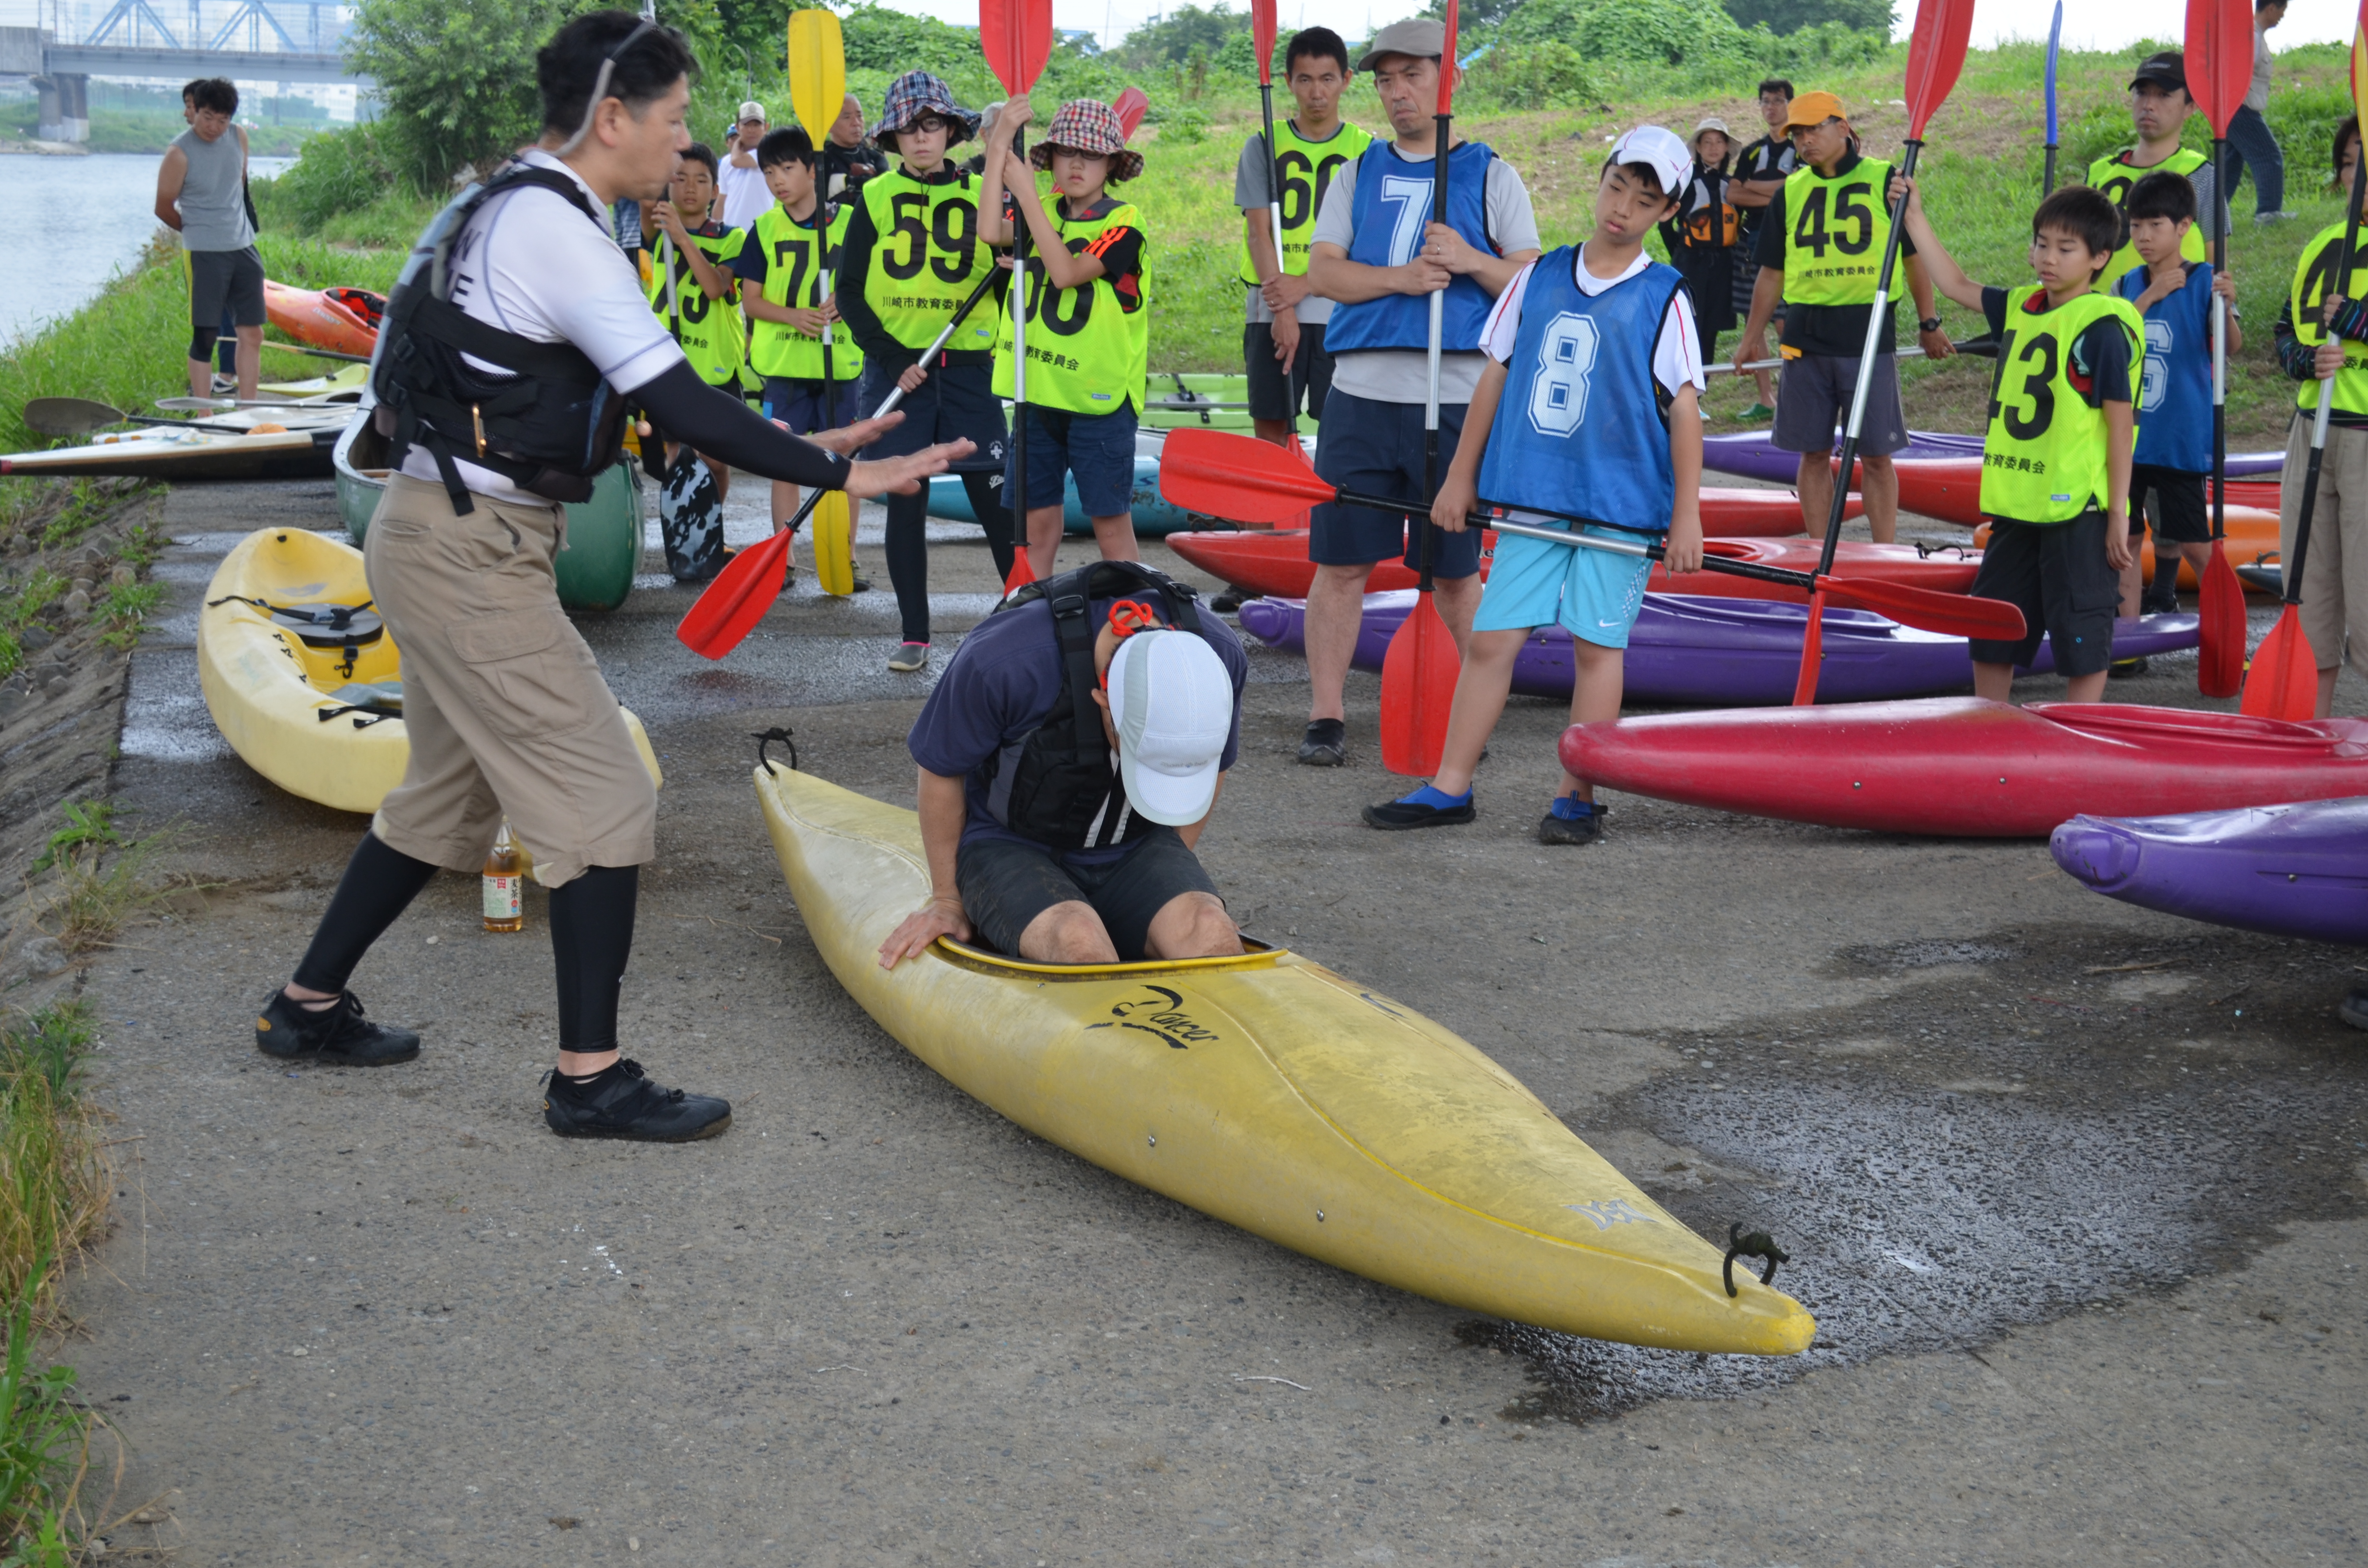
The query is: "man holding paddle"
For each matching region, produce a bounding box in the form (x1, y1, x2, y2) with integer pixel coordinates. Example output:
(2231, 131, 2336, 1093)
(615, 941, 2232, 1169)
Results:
(1295, 17, 1541, 769)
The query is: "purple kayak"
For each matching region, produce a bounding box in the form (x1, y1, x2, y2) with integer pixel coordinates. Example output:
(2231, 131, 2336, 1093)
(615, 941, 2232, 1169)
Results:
(2050, 797, 2368, 945)
(1702, 429, 2282, 485)
(1235, 591, 2202, 707)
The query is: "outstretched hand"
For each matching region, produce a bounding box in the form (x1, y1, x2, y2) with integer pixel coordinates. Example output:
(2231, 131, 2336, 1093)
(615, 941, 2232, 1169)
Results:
(806, 413, 901, 456)
(879, 895, 970, 968)
(845, 439, 974, 500)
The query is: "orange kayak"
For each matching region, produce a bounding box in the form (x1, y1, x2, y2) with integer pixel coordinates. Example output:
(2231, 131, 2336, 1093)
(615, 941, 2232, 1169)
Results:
(1973, 507, 2281, 591)
(1901, 458, 2287, 538)
(263, 281, 383, 357)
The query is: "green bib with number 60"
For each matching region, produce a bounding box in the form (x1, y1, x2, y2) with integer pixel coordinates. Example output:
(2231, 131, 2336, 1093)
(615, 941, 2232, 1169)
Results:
(1979, 285, 2143, 525)
(748, 203, 865, 382)
(856, 168, 999, 354)
(1234, 118, 1373, 286)
(1780, 158, 1894, 308)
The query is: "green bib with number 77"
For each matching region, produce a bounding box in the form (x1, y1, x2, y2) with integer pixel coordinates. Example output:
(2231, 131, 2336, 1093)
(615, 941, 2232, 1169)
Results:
(1979, 284, 2143, 525)
(1780, 158, 1895, 308)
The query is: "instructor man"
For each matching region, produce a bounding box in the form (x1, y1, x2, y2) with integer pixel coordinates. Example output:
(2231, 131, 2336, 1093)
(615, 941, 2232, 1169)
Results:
(254, 11, 966, 1142)
(1295, 17, 1540, 767)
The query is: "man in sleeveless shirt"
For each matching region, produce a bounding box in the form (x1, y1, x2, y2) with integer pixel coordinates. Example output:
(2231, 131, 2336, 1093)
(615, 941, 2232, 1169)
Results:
(155, 77, 262, 401)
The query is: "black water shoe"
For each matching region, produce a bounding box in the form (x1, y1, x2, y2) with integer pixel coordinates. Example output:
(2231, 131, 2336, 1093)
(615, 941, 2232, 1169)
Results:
(1297, 718, 1346, 767)
(1538, 799, 1607, 846)
(254, 989, 420, 1066)
(543, 1059, 731, 1142)
(1362, 788, 1476, 830)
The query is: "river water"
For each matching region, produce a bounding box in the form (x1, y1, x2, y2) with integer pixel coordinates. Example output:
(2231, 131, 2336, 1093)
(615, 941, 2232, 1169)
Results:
(0, 150, 294, 347)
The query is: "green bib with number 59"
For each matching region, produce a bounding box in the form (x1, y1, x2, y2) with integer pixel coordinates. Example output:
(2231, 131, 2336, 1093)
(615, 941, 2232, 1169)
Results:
(1980, 285, 2144, 525)
(856, 168, 999, 354)
(1234, 118, 1373, 285)
(1780, 159, 1894, 307)
(748, 202, 864, 382)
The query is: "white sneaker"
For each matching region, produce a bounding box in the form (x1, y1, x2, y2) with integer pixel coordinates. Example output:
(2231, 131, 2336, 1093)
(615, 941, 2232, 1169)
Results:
(2255, 210, 2300, 224)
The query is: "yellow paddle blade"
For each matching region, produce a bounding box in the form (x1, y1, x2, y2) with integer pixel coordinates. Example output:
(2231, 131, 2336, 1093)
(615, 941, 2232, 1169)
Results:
(787, 9, 846, 138)
(813, 490, 855, 597)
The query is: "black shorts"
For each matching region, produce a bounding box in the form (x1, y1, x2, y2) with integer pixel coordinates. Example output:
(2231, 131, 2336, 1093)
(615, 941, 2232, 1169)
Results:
(188, 245, 265, 329)
(1967, 512, 2120, 676)
(1243, 321, 1334, 424)
(956, 827, 1221, 964)
(854, 356, 1008, 473)
(2129, 463, 2210, 545)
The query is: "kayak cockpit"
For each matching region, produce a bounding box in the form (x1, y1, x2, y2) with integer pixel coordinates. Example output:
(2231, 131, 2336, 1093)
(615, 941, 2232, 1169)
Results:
(931, 935, 1286, 980)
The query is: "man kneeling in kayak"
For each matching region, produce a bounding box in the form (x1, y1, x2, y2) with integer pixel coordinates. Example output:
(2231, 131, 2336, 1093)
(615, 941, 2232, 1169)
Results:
(879, 562, 1247, 967)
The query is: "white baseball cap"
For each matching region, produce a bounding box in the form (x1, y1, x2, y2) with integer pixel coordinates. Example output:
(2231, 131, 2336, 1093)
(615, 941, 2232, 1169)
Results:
(1107, 629, 1233, 827)
(1608, 124, 1692, 202)
(737, 100, 768, 123)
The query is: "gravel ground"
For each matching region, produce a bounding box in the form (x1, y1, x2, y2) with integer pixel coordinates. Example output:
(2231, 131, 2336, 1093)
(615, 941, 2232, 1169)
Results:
(32, 471, 2368, 1564)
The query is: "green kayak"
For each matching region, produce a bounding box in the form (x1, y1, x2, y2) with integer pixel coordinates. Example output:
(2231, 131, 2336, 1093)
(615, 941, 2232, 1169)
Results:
(333, 418, 645, 613)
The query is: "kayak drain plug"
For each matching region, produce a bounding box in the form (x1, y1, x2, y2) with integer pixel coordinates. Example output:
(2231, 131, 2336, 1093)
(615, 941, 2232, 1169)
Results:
(1723, 1225, 1789, 1298)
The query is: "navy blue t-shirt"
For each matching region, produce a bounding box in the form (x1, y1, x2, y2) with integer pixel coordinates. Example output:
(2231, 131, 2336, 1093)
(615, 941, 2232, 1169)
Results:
(908, 597, 1248, 867)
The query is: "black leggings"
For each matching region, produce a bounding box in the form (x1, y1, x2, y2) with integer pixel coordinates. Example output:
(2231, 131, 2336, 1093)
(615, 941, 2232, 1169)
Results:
(292, 833, 638, 1054)
(885, 470, 1016, 644)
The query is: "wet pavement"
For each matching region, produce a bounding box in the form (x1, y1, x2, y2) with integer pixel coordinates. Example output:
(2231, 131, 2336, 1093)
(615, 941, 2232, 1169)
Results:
(48, 472, 2368, 1563)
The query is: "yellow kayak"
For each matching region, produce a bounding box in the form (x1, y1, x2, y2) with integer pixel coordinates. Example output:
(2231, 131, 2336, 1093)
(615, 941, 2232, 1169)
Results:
(753, 763, 1813, 1355)
(199, 527, 661, 817)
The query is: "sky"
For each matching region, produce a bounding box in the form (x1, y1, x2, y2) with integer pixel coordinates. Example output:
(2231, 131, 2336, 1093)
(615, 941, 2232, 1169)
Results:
(869, 0, 2368, 56)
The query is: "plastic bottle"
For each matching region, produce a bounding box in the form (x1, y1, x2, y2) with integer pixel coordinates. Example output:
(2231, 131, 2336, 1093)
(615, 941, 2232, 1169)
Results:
(482, 822, 526, 933)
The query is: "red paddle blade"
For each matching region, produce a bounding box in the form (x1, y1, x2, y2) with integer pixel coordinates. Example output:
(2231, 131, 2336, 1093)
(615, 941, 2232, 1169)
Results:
(1159, 426, 1334, 523)
(1004, 543, 1036, 595)
(2198, 538, 2246, 697)
(2241, 607, 2317, 718)
(1816, 577, 2026, 641)
(980, 0, 1053, 95)
(2184, 0, 2255, 134)
(1111, 86, 1149, 139)
(1380, 593, 1457, 775)
(1251, 0, 1278, 86)
(1790, 589, 1827, 704)
(1438, 0, 1459, 114)
(1901, 0, 1974, 138)
(676, 530, 792, 660)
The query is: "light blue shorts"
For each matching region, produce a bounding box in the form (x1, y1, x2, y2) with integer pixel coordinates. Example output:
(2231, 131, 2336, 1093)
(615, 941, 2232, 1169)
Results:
(1471, 520, 1658, 649)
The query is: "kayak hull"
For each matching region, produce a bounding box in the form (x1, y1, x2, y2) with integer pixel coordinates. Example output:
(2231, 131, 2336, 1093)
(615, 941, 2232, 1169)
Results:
(1971, 513, 2279, 592)
(334, 418, 643, 613)
(2050, 797, 2368, 945)
(263, 279, 379, 358)
(197, 527, 659, 815)
(1237, 591, 2201, 706)
(1703, 429, 2282, 485)
(0, 419, 343, 481)
(752, 764, 1813, 1354)
(1168, 528, 1978, 601)
(1558, 698, 2368, 837)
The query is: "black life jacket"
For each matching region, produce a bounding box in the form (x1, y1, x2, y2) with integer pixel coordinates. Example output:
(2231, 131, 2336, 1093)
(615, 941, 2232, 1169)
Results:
(982, 561, 1206, 853)
(369, 164, 629, 514)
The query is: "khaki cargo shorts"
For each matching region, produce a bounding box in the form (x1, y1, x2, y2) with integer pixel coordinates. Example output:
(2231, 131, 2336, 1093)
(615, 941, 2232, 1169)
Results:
(363, 475, 655, 888)
(2277, 418, 2368, 678)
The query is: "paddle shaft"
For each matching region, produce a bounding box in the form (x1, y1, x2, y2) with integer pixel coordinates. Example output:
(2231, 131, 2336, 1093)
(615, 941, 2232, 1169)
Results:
(766, 265, 1002, 539)
(2211, 135, 2228, 546)
(1009, 117, 1032, 561)
(1818, 138, 1924, 575)
(2043, 0, 2061, 193)
(1418, 103, 1451, 595)
(1258, 78, 1297, 445)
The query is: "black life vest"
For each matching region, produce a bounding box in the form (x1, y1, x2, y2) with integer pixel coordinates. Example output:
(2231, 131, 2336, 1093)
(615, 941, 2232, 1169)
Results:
(982, 561, 1207, 853)
(369, 164, 630, 514)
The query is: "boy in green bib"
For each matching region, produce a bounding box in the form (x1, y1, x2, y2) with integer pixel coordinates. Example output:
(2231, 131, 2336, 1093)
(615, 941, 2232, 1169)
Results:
(733, 126, 866, 570)
(641, 143, 748, 502)
(1896, 180, 2142, 704)
(980, 98, 1152, 581)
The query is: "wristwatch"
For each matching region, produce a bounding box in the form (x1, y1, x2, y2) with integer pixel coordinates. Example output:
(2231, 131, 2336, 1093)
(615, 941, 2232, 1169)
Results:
(1919, 316, 1943, 333)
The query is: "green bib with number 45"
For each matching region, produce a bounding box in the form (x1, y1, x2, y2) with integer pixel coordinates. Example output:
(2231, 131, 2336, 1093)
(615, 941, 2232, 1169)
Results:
(1780, 159, 1894, 308)
(1979, 285, 2143, 525)
(856, 168, 999, 354)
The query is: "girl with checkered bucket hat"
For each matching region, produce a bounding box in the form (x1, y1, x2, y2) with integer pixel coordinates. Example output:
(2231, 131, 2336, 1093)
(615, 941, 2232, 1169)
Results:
(976, 97, 1152, 582)
(836, 70, 1018, 674)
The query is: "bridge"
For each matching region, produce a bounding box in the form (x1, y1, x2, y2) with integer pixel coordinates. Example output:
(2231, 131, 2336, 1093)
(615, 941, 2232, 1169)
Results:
(0, 1, 367, 141)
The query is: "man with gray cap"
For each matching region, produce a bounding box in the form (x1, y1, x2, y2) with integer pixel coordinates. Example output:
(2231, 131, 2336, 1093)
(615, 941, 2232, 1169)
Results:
(1295, 16, 1542, 768)
(879, 562, 1246, 968)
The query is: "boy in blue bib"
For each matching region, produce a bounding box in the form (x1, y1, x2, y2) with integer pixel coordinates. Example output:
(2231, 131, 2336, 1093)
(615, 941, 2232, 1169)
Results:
(1362, 127, 1706, 846)
(2115, 169, 2241, 619)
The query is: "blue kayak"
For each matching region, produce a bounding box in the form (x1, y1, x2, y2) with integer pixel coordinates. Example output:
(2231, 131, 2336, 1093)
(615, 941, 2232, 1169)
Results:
(928, 433, 1198, 536)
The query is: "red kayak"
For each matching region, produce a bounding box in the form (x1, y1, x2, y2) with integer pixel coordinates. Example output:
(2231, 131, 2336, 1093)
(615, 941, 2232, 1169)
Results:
(1167, 523, 1958, 603)
(1898, 457, 2286, 530)
(263, 280, 383, 357)
(1558, 698, 2368, 838)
